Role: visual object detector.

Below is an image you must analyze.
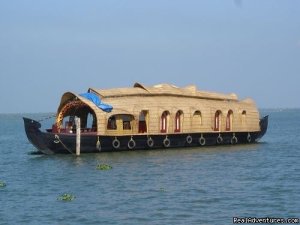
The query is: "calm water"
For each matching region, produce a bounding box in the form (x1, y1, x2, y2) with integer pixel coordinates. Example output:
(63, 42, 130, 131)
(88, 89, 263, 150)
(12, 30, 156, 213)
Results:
(0, 109, 299, 225)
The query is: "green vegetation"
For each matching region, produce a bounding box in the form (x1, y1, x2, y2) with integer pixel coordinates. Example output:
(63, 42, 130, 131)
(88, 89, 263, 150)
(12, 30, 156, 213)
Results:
(0, 181, 6, 188)
(159, 188, 166, 192)
(57, 193, 75, 201)
(96, 164, 112, 171)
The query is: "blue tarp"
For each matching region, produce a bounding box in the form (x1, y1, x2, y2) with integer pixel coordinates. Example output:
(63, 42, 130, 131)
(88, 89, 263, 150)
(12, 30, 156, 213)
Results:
(79, 93, 113, 113)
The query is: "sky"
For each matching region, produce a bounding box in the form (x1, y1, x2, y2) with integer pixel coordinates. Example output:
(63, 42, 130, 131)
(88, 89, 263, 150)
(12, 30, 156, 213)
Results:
(0, 0, 299, 113)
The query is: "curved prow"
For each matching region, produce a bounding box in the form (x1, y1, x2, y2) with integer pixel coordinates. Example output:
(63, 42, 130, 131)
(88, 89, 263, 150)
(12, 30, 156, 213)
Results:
(257, 115, 269, 140)
(23, 117, 42, 130)
(23, 117, 54, 154)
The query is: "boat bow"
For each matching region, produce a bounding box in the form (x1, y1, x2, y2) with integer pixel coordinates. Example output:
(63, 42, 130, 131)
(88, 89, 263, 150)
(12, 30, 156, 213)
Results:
(23, 117, 54, 154)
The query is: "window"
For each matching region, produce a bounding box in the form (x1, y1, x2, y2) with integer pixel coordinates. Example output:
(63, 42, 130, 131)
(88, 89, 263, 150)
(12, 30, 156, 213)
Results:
(107, 114, 134, 131)
(193, 110, 202, 130)
(107, 116, 117, 130)
(161, 111, 170, 133)
(122, 115, 132, 130)
(214, 110, 222, 131)
(174, 110, 183, 132)
(242, 110, 247, 125)
(226, 110, 233, 131)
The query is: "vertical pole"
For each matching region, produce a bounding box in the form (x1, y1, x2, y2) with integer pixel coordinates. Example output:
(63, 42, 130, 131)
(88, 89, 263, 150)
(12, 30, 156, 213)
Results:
(75, 117, 81, 156)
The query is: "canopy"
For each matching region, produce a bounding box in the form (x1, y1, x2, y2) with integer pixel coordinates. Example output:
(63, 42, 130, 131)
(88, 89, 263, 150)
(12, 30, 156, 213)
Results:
(80, 92, 113, 113)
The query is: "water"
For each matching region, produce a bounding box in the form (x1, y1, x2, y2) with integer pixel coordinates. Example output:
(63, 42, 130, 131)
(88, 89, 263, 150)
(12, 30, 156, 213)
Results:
(0, 110, 299, 225)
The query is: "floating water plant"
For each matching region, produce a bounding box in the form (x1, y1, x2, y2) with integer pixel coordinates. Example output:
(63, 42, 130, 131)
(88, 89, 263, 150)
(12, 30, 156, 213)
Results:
(0, 181, 6, 188)
(159, 188, 166, 192)
(57, 193, 75, 201)
(96, 164, 112, 170)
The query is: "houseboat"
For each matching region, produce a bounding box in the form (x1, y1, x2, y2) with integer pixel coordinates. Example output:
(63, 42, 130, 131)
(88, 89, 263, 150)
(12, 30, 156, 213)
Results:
(23, 83, 268, 154)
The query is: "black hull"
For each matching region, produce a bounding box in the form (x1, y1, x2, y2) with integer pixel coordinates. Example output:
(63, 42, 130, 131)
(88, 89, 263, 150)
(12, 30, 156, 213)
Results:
(23, 116, 268, 154)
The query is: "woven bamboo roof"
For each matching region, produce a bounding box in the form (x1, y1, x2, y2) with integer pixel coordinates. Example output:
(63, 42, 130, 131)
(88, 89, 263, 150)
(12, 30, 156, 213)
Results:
(56, 92, 100, 115)
(88, 82, 238, 101)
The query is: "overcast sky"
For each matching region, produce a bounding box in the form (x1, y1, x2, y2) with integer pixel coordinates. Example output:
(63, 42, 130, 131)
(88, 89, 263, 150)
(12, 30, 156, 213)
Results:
(0, 0, 299, 113)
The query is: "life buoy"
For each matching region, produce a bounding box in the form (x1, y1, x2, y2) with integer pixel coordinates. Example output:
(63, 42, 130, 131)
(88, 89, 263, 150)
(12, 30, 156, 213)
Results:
(128, 138, 136, 150)
(199, 135, 206, 146)
(247, 133, 252, 143)
(112, 138, 120, 149)
(147, 137, 154, 148)
(217, 134, 223, 144)
(53, 134, 60, 144)
(163, 137, 170, 148)
(231, 135, 238, 144)
(186, 135, 192, 144)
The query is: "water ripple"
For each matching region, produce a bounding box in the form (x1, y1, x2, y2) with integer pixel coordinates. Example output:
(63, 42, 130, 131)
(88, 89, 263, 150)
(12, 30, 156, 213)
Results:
(0, 110, 300, 224)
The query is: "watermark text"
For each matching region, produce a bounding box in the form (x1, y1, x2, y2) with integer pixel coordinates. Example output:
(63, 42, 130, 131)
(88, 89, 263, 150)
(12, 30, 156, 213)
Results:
(233, 217, 299, 224)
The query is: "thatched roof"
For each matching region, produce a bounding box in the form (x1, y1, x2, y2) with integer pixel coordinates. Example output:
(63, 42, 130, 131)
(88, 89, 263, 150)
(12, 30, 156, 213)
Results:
(56, 92, 100, 114)
(88, 82, 238, 101)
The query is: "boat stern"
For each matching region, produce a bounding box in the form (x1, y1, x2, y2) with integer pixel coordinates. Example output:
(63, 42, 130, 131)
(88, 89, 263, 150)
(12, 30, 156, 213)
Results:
(257, 115, 269, 140)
